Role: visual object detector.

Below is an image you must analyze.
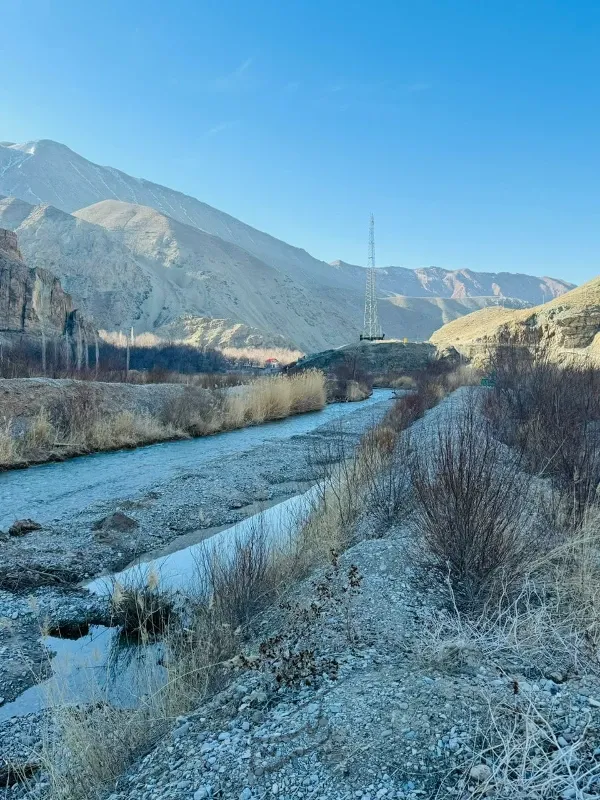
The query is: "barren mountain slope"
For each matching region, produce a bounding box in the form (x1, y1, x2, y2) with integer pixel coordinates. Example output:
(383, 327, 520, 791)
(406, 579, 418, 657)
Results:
(0, 139, 575, 349)
(0, 196, 156, 332)
(0, 196, 351, 350)
(0, 139, 342, 287)
(430, 277, 600, 364)
(74, 200, 356, 351)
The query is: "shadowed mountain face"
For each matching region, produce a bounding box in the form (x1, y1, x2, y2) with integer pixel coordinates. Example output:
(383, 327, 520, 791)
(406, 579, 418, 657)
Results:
(0, 140, 575, 351)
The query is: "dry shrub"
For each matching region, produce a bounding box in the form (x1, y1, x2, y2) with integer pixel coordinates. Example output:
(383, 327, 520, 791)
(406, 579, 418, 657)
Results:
(288, 370, 327, 413)
(246, 376, 293, 422)
(40, 704, 163, 800)
(226, 371, 326, 428)
(344, 380, 370, 402)
(484, 348, 600, 527)
(366, 425, 397, 456)
(89, 411, 175, 450)
(168, 524, 288, 712)
(161, 387, 225, 435)
(0, 420, 16, 465)
(363, 432, 414, 529)
(110, 572, 175, 640)
(384, 392, 427, 432)
(389, 375, 417, 390)
(225, 393, 249, 428)
(49, 383, 100, 441)
(23, 409, 56, 453)
(410, 399, 537, 611)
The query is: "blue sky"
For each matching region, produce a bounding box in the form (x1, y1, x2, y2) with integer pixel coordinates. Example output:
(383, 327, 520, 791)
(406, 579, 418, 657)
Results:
(1, 0, 599, 283)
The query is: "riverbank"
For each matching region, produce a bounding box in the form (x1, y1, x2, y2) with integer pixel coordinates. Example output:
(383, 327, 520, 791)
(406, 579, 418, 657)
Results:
(0, 392, 394, 720)
(20, 381, 600, 800)
(0, 372, 326, 471)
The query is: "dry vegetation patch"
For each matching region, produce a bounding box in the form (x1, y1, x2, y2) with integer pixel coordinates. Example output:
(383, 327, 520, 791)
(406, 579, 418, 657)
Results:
(0, 371, 326, 469)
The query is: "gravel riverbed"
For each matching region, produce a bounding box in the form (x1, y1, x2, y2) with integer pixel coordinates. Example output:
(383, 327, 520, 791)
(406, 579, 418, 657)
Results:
(0, 396, 393, 715)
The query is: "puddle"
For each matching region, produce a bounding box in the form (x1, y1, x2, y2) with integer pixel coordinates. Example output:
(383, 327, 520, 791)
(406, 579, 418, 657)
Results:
(0, 625, 163, 722)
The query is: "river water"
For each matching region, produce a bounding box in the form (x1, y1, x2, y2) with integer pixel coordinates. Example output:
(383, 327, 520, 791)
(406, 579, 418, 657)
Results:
(0, 390, 393, 528)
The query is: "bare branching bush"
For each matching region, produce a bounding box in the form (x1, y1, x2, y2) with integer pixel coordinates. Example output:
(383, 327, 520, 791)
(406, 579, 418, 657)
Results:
(410, 400, 537, 611)
(161, 386, 226, 435)
(484, 347, 600, 528)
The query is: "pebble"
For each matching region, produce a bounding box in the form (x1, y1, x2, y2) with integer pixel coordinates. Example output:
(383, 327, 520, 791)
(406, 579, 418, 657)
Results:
(469, 764, 492, 782)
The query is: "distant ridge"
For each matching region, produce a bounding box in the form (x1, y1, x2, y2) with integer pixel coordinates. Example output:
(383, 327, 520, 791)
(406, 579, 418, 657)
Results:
(0, 139, 575, 350)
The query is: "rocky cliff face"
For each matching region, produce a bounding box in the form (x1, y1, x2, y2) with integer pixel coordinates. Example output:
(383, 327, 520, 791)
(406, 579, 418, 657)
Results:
(430, 277, 600, 365)
(0, 227, 91, 340)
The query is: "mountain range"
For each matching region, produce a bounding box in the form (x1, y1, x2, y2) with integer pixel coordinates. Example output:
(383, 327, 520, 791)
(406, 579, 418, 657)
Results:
(0, 139, 575, 352)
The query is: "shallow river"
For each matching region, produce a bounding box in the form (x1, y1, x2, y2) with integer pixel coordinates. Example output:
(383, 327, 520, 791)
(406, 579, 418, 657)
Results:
(0, 390, 393, 528)
(0, 391, 395, 721)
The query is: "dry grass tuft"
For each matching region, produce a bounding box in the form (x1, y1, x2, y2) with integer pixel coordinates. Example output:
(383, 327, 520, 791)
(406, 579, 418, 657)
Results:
(0, 419, 17, 465)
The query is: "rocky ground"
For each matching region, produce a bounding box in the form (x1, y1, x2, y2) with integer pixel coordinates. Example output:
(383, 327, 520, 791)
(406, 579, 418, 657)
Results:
(99, 530, 600, 800)
(3, 391, 600, 799)
(80, 392, 599, 800)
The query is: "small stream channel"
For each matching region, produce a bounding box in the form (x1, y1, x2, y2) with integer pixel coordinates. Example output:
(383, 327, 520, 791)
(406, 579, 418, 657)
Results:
(0, 391, 395, 722)
(0, 390, 393, 528)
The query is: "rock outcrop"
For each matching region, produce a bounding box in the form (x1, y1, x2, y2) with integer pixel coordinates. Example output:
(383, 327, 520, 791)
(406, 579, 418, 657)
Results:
(0, 227, 92, 341)
(430, 277, 600, 365)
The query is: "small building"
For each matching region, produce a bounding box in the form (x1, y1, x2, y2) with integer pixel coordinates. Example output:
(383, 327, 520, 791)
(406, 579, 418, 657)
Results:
(263, 358, 281, 373)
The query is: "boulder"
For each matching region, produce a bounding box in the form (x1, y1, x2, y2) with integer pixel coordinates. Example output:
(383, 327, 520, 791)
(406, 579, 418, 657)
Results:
(92, 511, 138, 532)
(8, 519, 42, 537)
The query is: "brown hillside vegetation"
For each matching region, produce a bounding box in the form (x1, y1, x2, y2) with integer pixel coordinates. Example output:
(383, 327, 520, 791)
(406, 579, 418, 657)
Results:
(430, 276, 600, 365)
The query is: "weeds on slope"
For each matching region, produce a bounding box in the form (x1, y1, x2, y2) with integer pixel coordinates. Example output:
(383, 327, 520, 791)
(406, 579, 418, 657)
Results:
(406, 354, 600, 797)
(483, 347, 600, 528)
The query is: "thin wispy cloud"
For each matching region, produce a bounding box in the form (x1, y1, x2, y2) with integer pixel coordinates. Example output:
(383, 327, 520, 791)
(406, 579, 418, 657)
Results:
(405, 81, 432, 94)
(203, 120, 239, 138)
(209, 57, 255, 92)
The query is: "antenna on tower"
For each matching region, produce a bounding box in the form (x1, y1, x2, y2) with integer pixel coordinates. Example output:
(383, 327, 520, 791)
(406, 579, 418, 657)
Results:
(360, 213, 384, 341)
